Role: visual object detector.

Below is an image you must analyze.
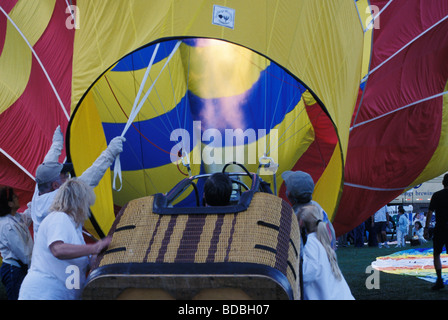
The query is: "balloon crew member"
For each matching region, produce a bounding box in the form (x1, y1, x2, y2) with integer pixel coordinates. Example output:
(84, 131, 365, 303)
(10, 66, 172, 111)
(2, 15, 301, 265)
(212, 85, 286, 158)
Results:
(281, 170, 336, 248)
(282, 170, 338, 299)
(297, 204, 354, 300)
(30, 126, 125, 239)
(395, 206, 409, 248)
(0, 187, 33, 300)
(19, 179, 111, 300)
(203, 172, 233, 206)
(425, 174, 448, 290)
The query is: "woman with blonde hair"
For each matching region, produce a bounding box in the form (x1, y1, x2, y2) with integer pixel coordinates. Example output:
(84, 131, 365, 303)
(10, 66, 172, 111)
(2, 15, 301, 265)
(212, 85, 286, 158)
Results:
(297, 204, 354, 300)
(19, 178, 111, 300)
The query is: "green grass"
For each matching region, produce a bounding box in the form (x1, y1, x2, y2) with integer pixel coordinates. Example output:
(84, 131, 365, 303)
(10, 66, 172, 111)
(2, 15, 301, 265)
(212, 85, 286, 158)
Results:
(2, 241, 447, 300)
(337, 241, 448, 300)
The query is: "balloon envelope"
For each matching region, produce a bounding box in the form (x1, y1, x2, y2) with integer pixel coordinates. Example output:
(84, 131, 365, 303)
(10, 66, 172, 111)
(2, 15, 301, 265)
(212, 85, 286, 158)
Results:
(4, 1, 446, 239)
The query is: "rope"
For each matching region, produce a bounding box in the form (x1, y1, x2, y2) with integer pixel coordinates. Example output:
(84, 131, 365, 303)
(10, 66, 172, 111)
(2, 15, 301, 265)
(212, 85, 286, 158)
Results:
(0, 5, 70, 121)
(113, 40, 182, 191)
(361, 14, 448, 83)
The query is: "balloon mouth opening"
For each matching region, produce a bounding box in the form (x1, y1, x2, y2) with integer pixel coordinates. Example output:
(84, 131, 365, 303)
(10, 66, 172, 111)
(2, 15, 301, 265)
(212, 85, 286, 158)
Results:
(68, 37, 338, 205)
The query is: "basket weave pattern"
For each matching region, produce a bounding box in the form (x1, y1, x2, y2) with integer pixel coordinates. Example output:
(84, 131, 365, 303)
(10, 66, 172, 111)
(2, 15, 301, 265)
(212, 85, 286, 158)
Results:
(96, 192, 300, 299)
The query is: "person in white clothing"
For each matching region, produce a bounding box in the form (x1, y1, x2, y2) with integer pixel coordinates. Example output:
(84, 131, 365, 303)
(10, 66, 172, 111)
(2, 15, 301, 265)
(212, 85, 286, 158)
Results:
(19, 179, 111, 300)
(0, 187, 33, 300)
(281, 170, 336, 249)
(373, 205, 389, 248)
(297, 204, 354, 300)
(412, 221, 427, 245)
(396, 206, 409, 248)
(30, 126, 125, 238)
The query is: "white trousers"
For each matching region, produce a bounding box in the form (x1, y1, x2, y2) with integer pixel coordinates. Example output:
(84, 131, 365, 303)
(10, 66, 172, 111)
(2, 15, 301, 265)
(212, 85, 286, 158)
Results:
(396, 230, 406, 247)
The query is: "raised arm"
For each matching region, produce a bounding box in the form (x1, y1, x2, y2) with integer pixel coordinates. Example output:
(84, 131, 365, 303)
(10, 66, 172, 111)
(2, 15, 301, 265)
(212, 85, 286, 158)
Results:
(78, 136, 125, 187)
(43, 126, 64, 163)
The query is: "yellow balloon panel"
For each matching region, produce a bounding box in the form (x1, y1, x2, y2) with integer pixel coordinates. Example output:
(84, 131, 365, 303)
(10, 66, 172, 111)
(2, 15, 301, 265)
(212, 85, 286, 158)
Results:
(69, 91, 115, 238)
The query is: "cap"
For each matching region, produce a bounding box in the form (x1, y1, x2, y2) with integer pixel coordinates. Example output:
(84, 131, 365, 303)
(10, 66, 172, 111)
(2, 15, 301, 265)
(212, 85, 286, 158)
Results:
(281, 170, 314, 203)
(35, 162, 73, 184)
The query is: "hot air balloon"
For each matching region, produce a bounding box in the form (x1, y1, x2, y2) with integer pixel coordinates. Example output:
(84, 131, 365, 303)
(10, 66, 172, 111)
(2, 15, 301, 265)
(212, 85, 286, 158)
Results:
(333, 0, 448, 235)
(0, 0, 72, 210)
(2, 0, 446, 236)
(0, 0, 364, 239)
(0, 0, 363, 300)
(1, 0, 447, 299)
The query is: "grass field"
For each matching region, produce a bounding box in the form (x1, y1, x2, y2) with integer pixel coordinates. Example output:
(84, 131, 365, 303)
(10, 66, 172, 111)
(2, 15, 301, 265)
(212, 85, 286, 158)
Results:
(337, 240, 448, 300)
(1, 241, 447, 300)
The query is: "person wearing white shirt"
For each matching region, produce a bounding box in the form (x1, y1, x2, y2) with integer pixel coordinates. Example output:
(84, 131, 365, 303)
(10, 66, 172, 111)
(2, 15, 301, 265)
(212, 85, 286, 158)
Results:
(373, 205, 389, 248)
(396, 206, 409, 248)
(19, 179, 111, 300)
(0, 187, 33, 300)
(298, 204, 354, 300)
(412, 221, 427, 245)
(31, 126, 125, 239)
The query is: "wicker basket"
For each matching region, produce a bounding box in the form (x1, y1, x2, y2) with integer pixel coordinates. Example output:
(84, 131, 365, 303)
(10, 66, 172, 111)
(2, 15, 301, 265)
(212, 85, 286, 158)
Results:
(83, 192, 300, 300)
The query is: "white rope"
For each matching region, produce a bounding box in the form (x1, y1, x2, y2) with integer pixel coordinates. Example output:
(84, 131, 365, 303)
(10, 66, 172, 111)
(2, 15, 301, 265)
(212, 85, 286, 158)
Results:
(0, 6, 70, 121)
(361, 14, 448, 83)
(351, 90, 448, 130)
(112, 43, 160, 191)
(122, 43, 161, 135)
(64, 0, 77, 29)
(113, 40, 182, 191)
(364, 0, 393, 32)
(0, 148, 35, 180)
(344, 182, 405, 192)
(124, 40, 181, 135)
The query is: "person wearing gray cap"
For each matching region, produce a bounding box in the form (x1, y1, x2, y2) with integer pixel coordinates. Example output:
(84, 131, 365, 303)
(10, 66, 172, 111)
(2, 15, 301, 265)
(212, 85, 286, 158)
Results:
(282, 171, 315, 205)
(282, 170, 351, 300)
(281, 170, 336, 248)
(30, 126, 125, 238)
(35, 162, 74, 193)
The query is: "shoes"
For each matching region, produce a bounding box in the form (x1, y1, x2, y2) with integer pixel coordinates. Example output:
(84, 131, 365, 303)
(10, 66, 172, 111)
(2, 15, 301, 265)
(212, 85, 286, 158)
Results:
(383, 242, 389, 248)
(432, 280, 445, 291)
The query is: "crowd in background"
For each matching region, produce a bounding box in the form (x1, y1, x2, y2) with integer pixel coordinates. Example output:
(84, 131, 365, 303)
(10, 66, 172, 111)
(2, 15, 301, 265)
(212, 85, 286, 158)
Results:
(338, 207, 435, 248)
